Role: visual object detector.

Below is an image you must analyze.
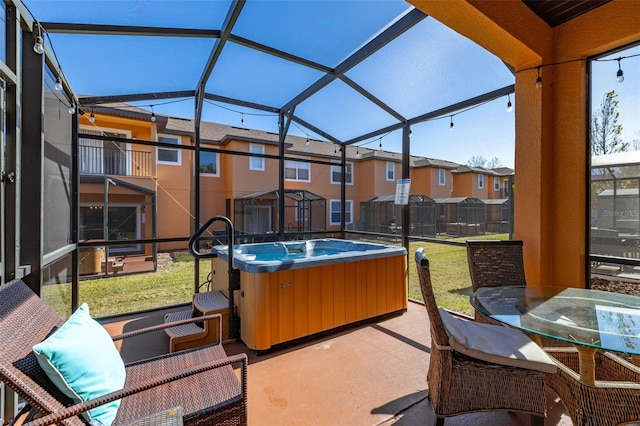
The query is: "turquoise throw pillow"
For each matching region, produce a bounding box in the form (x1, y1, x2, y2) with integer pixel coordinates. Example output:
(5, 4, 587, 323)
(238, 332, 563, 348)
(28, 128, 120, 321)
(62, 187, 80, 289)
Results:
(33, 303, 126, 426)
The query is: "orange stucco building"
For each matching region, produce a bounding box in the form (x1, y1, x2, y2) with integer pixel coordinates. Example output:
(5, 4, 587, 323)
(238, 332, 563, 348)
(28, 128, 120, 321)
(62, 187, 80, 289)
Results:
(78, 104, 512, 255)
(409, 0, 640, 287)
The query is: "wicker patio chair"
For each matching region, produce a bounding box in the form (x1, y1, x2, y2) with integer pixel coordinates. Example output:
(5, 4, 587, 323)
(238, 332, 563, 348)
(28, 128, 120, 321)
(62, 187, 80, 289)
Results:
(466, 240, 574, 349)
(415, 248, 553, 426)
(0, 279, 247, 426)
(466, 240, 526, 323)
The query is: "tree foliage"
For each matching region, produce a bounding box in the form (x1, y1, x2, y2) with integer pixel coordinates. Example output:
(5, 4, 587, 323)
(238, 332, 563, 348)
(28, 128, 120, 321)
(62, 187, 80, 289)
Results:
(487, 157, 503, 169)
(467, 155, 502, 169)
(467, 155, 487, 167)
(591, 90, 627, 155)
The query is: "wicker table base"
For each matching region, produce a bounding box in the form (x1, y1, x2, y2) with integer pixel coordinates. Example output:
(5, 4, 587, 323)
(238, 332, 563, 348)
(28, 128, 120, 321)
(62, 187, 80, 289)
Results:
(545, 348, 640, 426)
(120, 406, 183, 426)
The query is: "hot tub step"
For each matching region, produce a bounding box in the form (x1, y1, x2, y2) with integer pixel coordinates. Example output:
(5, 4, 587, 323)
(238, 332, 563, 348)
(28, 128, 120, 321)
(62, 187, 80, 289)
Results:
(163, 290, 229, 352)
(193, 290, 228, 314)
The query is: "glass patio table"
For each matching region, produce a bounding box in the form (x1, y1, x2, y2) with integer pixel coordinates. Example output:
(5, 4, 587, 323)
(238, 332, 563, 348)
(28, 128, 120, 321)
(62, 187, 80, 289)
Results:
(470, 285, 640, 385)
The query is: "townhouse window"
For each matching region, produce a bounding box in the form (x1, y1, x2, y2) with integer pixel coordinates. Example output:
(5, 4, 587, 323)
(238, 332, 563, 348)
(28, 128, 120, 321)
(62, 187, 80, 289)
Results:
(438, 169, 446, 186)
(493, 176, 500, 191)
(331, 162, 353, 184)
(157, 134, 181, 165)
(330, 200, 353, 225)
(386, 162, 395, 181)
(249, 143, 265, 171)
(285, 159, 310, 181)
(200, 151, 219, 176)
(478, 174, 484, 189)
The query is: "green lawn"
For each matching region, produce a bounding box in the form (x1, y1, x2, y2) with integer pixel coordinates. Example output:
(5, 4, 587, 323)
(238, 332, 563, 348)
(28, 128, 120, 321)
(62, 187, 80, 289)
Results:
(42, 254, 208, 319)
(43, 236, 507, 319)
(407, 241, 472, 314)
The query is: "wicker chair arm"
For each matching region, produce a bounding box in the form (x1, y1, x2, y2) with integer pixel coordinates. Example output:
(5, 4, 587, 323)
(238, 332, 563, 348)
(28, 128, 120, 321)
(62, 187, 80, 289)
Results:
(22, 352, 247, 426)
(110, 313, 222, 341)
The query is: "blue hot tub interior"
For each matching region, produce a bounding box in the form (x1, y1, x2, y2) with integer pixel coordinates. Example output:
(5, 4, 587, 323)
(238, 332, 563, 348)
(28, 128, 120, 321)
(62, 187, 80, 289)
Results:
(212, 238, 407, 273)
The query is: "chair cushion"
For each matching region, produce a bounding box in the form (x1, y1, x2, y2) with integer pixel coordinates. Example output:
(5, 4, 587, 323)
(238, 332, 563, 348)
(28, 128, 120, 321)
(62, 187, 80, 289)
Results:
(438, 308, 557, 373)
(33, 303, 126, 425)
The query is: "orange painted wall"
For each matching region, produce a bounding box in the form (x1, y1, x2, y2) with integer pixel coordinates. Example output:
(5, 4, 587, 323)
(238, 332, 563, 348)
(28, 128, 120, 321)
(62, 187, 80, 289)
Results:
(355, 161, 377, 202)
(409, 0, 640, 287)
(486, 176, 503, 200)
(452, 172, 492, 199)
(410, 167, 431, 197)
(412, 167, 455, 199)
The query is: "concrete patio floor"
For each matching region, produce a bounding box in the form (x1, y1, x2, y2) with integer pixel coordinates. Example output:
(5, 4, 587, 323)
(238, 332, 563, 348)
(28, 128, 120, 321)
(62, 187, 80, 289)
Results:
(102, 301, 573, 426)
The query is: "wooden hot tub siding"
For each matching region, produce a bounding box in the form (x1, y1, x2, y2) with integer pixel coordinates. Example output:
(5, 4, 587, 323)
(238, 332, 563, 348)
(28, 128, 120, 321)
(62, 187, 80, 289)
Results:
(212, 254, 407, 350)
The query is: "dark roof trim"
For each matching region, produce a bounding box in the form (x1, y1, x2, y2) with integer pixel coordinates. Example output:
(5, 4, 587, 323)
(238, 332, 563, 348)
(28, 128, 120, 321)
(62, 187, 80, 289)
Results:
(79, 175, 156, 196)
(229, 33, 333, 74)
(79, 91, 195, 107)
(522, 0, 611, 27)
(204, 92, 280, 114)
(41, 22, 220, 37)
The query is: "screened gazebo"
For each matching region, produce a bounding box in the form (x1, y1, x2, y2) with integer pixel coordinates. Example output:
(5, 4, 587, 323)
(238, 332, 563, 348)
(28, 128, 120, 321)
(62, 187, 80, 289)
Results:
(360, 194, 436, 237)
(484, 198, 512, 234)
(434, 197, 486, 237)
(233, 189, 326, 239)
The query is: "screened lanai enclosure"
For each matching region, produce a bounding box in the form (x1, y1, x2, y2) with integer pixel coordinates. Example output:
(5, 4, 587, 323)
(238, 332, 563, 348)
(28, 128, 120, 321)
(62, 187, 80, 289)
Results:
(2, 0, 519, 321)
(590, 152, 640, 268)
(435, 197, 486, 237)
(360, 194, 436, 237)
(484, 198, 512, 234)
(233, 189, 326, 240)
(6, 0, 640, 421)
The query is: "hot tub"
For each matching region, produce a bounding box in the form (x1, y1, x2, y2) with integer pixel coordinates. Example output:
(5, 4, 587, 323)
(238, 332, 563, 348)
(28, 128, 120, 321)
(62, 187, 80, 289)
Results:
(209, 239, 408, 350)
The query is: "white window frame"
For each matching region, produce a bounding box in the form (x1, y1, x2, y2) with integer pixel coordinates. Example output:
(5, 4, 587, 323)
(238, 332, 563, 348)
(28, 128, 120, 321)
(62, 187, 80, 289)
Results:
(329, 199, 353, 225)
(199, 151, 220, 177)
(331, 162, 353, 185)
(249, 143, 265, 171)
(438, 169, 446, 186)
(386, 162, 395, 181)
(478, 174, 484, 189)
(157, 134, 181, 166)
(285, 158, 311, 182)
(493, 176, 500, 191)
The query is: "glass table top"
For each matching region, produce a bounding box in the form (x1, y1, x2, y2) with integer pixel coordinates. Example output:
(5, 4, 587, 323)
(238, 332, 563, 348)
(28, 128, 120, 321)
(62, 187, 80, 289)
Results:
(470, 286, 640, 355)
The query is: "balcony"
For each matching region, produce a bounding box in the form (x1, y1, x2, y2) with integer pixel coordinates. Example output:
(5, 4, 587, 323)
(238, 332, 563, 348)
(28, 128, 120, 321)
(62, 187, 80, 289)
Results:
(80, 143, 152, 177)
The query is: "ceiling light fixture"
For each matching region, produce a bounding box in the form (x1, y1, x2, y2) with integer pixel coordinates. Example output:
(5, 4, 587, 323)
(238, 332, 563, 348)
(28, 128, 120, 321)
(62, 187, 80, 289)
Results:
(150, 106, 156, 122)
(356, 146, 360, 159)
(241, 113, 245, 127)
(507, 94, 513, 113)
(54, 78, 63, 91)
(306, 136, 310, 146)
(68, 104, 75, 114)
(89, 108, 95, 123)
(449, 116, 454, 131)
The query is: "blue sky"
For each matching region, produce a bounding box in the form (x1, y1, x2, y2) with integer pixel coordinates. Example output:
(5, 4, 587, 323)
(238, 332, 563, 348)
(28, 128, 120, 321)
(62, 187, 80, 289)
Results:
(27, 1, 521, 167)
(591, 45, 640, 147)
